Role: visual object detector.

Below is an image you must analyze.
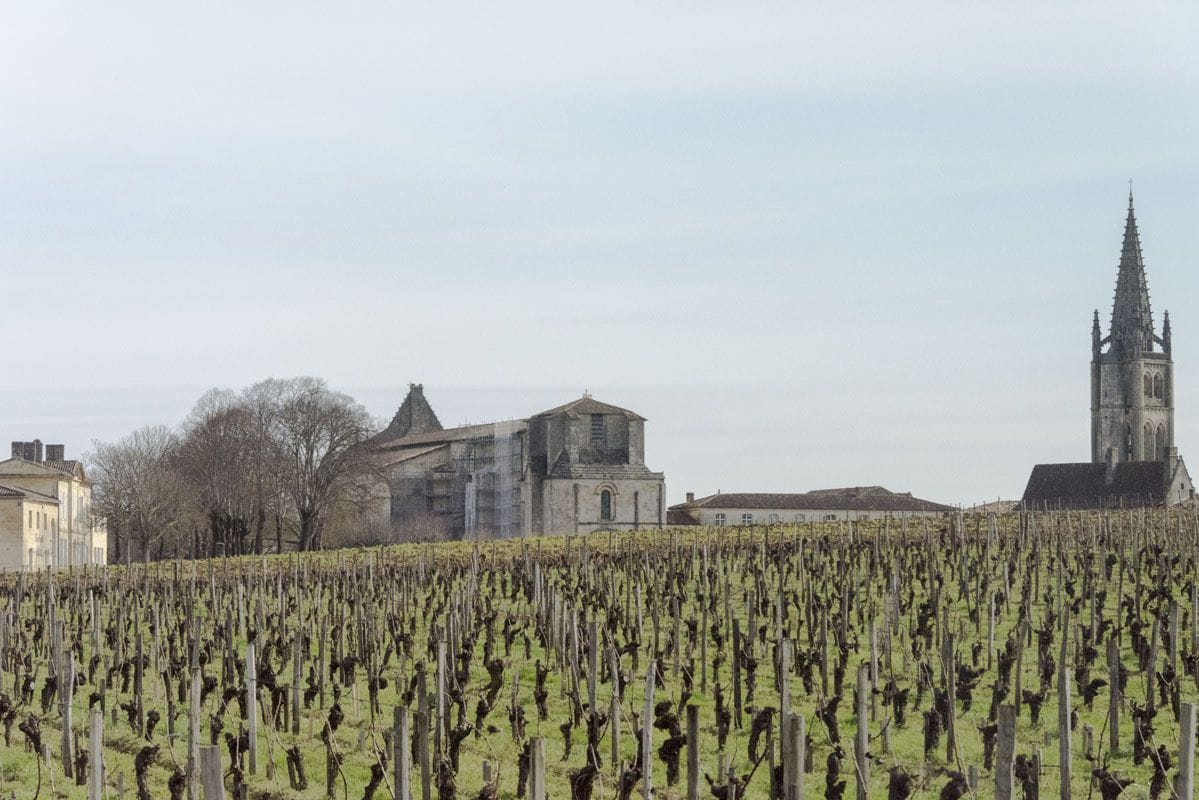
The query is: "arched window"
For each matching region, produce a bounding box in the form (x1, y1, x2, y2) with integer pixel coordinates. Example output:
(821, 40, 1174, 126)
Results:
(1157, 424, 1167, 460)
(1154, 373, 1164, 399)
(1145, 373, 1153, 396)
(599, 490, 613, 522)
(1145, 423, 1155, 460)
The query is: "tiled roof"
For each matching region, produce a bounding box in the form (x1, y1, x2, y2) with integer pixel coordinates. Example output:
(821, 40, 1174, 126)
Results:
(0, 483, 60, 502)
(1021, 460, 1174, 508)
(376, 420, 528, 450)
(42, 460, 82, 476)
(667, 507, 700, 526)
(671, 487, 954, 513)
(372, 444, 448, 467)
(531, 395, 646, 421)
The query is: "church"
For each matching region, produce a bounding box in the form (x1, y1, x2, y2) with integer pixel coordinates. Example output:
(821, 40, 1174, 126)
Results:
(366, 385, 666, 538)
(1022, 192, 1194, 509)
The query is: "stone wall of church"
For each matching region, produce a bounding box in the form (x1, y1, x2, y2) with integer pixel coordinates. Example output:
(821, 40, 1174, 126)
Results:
(540, 477, 664, 535)
(1094, 356, 1175, 461)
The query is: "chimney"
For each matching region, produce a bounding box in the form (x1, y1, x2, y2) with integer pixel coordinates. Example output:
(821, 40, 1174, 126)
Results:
(1165, 446, 1179, 481)
(46, 444, 65, 462)
(685, 492, 695, 504)
(1105, 446, 1117, 486)
(11, 440, 44, 461)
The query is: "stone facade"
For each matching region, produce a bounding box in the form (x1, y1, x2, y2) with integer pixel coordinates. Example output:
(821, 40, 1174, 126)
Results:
(370, 386, 665, 538)
(0, 444, 107, 569)
(1023, 192, 1193, 509)
(0, 486, 61, 572)
(1091, 194, 1175, 462)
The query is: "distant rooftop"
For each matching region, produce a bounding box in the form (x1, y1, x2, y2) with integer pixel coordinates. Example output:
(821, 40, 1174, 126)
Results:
(671, 486, 955, 513)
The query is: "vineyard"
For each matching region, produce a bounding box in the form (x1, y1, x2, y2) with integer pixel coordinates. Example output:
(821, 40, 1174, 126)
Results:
(2, 512, 1199, 800)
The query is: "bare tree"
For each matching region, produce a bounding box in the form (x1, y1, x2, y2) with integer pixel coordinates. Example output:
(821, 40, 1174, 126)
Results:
(176, 390, 260, 557)
(269, 377, 374, 551)
(88, 426, 189, 562)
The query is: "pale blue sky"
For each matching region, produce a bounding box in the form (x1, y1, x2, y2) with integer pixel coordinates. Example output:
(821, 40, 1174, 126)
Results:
(2, 3, 1197, 505)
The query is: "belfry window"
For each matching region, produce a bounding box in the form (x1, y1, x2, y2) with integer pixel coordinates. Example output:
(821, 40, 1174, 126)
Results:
(599, 489, 613, 522)
(1144, 373, 1153, 397)
(1153, 374, 1164, 399)
(590, 414, 605, 446)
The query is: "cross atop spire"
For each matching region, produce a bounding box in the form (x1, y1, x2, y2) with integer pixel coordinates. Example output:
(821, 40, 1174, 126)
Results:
(1109, 190, 1154, 353)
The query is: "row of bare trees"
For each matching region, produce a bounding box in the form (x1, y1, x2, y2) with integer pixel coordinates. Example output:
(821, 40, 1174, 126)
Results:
(88, 377, 380, 561)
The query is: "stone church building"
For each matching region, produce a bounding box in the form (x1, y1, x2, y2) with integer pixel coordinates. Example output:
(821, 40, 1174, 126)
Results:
(367, 385, 666, 538)
(1023, 193, 1194, 509)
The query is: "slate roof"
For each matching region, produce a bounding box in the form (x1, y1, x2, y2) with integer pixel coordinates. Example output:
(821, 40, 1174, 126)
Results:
(671, 487, 954, 513)
(1021, 460, 1173, 509)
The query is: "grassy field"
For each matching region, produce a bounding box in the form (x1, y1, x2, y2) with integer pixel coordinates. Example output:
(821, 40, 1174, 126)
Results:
(0, 511, 1196, 800)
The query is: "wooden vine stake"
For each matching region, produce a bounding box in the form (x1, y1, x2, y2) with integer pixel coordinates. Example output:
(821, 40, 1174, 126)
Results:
(88, 708, 104, 800)
(643, 660, 656, 800)
(1178, 702, 1196, 800)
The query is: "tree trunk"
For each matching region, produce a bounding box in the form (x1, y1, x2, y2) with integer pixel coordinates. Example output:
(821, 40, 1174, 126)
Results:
(298, 509, 317, 552)
(254, 507, 266, 555)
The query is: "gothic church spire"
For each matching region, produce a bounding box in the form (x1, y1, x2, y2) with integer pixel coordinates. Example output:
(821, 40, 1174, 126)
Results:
(1109, 190, 1155, 353)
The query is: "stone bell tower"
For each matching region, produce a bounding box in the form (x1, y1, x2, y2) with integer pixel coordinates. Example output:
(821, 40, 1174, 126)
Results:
(1091, 191, 1174, 463)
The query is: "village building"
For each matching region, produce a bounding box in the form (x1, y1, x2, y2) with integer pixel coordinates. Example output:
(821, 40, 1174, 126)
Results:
(1022, 193, 1194, 509)
(368, 385, 666, 538)
(667, 486, 954, 525)
(0, 441, 108, 570)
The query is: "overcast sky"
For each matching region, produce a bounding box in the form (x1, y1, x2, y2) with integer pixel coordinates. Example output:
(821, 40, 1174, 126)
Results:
(2, 3, 1198, 505)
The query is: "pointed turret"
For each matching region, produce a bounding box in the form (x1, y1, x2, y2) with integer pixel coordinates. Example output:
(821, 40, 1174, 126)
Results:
(1091, 189, 1178, 465)
(381, 384, 443, 439)
(1109, 191, 1155, 353)
(1092, 309, 1102, 357)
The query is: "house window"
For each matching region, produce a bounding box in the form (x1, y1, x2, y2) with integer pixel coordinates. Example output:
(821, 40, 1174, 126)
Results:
(824, 514, 838, 521)
(768, 513, 780, 524)
(858, 513, 871, 521)
(713, 513, 726, 526)
(795, 514, 806, 522)
(741, 513, 754, 525)
(590, 414, 605, 446)
(600, 489, 613, 522)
